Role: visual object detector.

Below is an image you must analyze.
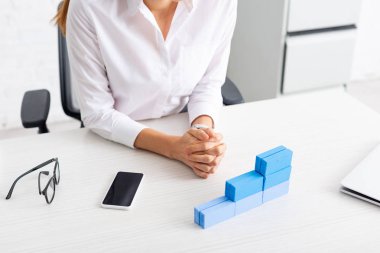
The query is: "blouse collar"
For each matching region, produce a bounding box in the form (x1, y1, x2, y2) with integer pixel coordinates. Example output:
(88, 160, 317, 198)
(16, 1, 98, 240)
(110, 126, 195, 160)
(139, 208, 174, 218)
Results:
(127, 0, 196, 15)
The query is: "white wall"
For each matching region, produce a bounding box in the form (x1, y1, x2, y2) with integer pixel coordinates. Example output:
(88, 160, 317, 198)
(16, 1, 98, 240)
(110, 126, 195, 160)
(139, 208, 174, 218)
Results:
(0, 0, 379, 131)
(0, 0, 65, 130)
(351, 0, 380, 81)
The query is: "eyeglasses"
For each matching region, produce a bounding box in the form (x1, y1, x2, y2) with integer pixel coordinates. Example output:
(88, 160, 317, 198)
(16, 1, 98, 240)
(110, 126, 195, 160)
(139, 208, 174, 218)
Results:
(6, 158, 60, 204)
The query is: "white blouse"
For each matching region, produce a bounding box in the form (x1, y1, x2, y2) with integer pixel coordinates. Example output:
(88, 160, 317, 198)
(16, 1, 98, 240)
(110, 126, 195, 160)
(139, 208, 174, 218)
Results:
(66, 0, 237, 148)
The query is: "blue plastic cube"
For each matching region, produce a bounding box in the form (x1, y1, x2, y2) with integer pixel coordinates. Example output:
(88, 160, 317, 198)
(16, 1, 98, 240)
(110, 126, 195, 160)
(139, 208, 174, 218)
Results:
(225, 171, 264, 202)
(255, 146, 286, 171)
(199, 200, 236, 229)
(256, 147, 293, 176)
(194, 196, 227, 225)
(235, 191, 263, 215)
(263, 181, 289, 203)
(263, 166, 291, 190)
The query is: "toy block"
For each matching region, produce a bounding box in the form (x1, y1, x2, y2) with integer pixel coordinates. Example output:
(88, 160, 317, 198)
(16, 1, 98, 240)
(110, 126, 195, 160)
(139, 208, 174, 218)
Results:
(235, 191, 263, 215)
(256, 148, 293, 176)
(256, 146, 286, 160)
(255, 146, 286, 171)
(199, 200, 236, 229)
(263, 166, 291, 190)
(194, 196, 227, 225)
(225, 171, 264, 202)
(263, 181, 289, 203)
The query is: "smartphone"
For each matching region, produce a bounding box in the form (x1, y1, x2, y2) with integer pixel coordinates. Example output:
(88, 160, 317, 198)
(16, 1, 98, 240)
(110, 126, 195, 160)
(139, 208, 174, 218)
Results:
(101, 171, 143, 210)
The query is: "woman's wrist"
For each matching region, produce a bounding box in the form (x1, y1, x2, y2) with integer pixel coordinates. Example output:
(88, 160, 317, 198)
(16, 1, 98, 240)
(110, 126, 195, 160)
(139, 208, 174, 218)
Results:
(134, 128, 178, 159)
(165, 135, 180, 160)
(191, 115, 214, 128)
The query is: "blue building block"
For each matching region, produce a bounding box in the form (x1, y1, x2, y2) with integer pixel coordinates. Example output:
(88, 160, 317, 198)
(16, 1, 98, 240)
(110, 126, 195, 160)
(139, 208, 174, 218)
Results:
(255, 146, 286, 172)
(256, 148, 293, 176)
(235, 191, 263, 215)
(194, 196, 227, 225)
(225, 171, 264, 202)
(256, 145, 286, 159)
(263, 166, 291, 190)
(263, 181, 289, 203)
(199, 200, 236, 229)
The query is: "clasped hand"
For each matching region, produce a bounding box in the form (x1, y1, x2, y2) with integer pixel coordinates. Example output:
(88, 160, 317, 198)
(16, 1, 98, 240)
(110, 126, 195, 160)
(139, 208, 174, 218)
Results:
(171, 128, 226, 178)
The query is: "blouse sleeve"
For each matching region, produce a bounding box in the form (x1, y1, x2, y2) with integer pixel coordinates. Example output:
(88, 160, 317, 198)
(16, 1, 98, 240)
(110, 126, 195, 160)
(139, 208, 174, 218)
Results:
(66, 0, 147, 148)
(187, 0, 238, 128)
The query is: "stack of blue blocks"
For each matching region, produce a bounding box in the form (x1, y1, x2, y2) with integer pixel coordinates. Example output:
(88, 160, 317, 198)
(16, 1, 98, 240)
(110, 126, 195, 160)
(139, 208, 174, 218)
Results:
(194, 146, 293, 229)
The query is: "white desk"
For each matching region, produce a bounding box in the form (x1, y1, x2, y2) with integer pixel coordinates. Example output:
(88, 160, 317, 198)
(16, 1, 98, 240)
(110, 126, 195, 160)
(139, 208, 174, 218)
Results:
(1, 89, 380, 252)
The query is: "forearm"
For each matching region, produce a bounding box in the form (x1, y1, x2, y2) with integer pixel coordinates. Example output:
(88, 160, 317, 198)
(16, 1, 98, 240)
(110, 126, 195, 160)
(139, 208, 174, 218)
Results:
(191, 115, 214, 128)
(134, 128, 177, 159)
(187, 90, 222, 129)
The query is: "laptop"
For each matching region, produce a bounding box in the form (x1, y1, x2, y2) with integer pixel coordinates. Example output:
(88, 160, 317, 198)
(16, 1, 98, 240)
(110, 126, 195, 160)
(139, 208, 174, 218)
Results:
(341, 144, 380, 206)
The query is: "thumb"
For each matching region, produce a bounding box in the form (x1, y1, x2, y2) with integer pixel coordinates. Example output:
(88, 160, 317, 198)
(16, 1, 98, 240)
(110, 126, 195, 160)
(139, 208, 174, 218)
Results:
(188, 128, 210, 141)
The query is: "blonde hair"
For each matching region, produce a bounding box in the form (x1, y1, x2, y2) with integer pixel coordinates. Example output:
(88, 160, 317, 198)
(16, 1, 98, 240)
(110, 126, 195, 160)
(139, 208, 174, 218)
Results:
(54, 0, 70, 35)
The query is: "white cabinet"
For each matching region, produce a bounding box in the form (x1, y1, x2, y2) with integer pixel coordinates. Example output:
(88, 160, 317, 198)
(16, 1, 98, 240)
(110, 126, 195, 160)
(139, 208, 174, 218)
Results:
(227, 0, 361, 102)
(283, 30, 357, 93)
(288, 0, 362, 32)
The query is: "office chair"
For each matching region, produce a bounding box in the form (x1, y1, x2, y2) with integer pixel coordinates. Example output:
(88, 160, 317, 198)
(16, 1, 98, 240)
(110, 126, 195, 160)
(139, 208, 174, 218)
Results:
(21, 4, 244, 133)
(58, 25, 81, 123)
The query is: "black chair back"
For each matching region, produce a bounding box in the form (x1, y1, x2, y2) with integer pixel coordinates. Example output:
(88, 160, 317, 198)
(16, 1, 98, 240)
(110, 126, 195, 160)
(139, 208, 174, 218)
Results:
(58, 26, 81, 121)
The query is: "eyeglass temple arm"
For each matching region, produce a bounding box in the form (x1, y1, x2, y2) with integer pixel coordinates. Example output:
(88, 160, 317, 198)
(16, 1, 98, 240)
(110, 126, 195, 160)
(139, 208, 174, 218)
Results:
(5, 158, 57, 200)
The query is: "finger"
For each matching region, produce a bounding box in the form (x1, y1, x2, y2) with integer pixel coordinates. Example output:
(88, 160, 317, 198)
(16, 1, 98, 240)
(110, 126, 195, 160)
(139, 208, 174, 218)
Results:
(183, 161, 209, 178)
(188, 153, 216, 163)
(214, 133, 223, 141)
(203, 129, 223, 142)
(205, 144, 226, 156)
(194, 162, 214, 173)
(202, 128, 215, 137)
(207, 159, 219, 174)
(187, 128, 209, 141)
(206, 154, 224, 169)
(209, 166, 217, 174)
(202, 128, 220, 141)
(213, 155, 223, 167)
(192, 167, 209, 179)
(187, 141, 220, 154)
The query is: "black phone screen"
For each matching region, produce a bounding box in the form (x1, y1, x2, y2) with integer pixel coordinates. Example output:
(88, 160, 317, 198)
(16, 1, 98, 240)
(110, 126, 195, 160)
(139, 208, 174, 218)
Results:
(102, 172, 143, 207)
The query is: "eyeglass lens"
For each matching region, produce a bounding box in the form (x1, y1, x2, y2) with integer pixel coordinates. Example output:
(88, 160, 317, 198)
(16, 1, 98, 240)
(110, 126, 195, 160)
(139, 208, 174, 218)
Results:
(45, 178, 56, 203)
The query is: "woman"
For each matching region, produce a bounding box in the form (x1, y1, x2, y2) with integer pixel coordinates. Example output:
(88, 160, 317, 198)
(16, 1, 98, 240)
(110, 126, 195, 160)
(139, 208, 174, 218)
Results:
(55, 0, 237, 178)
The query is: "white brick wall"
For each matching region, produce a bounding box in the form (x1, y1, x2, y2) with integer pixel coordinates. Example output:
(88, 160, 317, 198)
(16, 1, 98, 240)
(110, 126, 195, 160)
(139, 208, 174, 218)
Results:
(0, 0, 66, 130)
(0, 0, 379, 131)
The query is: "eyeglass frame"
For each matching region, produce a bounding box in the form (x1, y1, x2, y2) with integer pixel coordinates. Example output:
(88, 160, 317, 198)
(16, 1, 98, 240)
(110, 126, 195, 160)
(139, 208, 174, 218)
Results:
(5, 158, 60, 204)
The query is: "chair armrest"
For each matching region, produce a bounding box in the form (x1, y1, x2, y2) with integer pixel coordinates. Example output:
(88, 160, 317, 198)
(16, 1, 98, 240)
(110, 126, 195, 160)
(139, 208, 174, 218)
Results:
(21, 89, 50, 134)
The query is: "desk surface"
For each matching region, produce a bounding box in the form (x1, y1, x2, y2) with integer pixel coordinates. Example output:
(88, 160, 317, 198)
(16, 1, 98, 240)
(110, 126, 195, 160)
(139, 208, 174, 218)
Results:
(1, 89, 380, 252)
